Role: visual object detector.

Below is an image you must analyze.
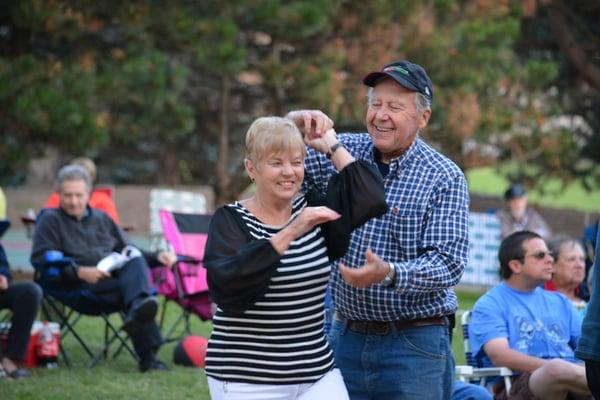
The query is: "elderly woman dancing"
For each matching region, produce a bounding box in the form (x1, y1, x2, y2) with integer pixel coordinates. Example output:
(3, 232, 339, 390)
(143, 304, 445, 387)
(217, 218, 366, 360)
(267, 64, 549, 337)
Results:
(203, 116, 386, 400)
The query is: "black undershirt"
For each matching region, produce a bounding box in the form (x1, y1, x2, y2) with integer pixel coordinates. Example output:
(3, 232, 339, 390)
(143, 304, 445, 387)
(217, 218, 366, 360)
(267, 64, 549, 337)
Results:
(374, 148, 390, 178)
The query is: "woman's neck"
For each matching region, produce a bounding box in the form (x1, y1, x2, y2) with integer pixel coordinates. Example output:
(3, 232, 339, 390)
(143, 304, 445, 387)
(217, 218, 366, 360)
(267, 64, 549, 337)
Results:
(242, 195, 292, 226)
(553, 280, 580, 301)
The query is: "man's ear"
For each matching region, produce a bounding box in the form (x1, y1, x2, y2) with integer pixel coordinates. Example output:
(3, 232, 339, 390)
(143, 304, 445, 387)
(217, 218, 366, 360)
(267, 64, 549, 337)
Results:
(508, 259, 522, 275)
(418, 109, 431, 129)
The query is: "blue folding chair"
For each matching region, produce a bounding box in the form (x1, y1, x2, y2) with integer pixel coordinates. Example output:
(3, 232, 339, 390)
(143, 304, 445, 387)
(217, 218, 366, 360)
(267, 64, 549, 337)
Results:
(34, 251, 138, 368)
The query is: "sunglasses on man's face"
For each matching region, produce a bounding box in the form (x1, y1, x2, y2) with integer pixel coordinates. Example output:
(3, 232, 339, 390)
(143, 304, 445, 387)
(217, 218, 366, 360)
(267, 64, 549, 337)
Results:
(516, 251, 554, 261)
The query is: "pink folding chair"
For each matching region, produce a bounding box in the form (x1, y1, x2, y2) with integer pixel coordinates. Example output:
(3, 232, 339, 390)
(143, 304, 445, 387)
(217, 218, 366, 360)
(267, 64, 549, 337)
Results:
(151, 210, 212, 342)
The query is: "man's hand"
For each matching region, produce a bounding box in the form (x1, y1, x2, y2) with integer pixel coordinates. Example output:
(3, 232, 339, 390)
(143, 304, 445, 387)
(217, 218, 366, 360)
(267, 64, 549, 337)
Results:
(339, 249, 390, 288)
(157, 250, 177, 268)
(304, 128, 339, 155)
(0, 275, 8, 291)
(77, 267, 110, 284)
(286, 110, 334, 139)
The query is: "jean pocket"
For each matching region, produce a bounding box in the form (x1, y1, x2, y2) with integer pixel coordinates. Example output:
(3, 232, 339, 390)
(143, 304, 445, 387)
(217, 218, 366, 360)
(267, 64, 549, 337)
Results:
(400, 326, 448, 360)
(327, 318, 344, 350)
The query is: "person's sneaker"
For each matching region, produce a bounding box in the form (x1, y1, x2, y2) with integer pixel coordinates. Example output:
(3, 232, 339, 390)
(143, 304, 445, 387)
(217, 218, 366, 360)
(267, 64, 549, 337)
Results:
(123, 297, 158, 335)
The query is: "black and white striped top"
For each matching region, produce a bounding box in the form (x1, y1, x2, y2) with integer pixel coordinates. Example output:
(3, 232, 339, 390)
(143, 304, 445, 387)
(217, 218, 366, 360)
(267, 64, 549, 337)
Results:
(205, 197, 335, 384)
(203, 160, 387, 385)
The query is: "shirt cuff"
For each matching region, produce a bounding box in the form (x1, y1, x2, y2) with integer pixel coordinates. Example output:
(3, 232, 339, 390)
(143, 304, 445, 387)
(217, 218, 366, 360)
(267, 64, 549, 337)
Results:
(391, 261, 412, 293)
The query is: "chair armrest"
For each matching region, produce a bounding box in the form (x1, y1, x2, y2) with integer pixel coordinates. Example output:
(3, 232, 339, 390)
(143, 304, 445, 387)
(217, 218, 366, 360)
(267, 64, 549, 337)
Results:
(455, 365, 474, 382)
(471, 367, 513, 377)
(35, 253, 79, 286)
(176, 255, 202, 264)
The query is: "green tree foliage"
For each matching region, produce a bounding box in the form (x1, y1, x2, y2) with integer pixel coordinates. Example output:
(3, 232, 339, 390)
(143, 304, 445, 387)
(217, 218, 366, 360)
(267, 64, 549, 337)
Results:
(1, 0, 598, 202)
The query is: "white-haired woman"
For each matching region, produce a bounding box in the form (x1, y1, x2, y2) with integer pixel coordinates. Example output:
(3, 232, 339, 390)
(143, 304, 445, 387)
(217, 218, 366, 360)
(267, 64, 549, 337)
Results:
(547, 237, 588, 316)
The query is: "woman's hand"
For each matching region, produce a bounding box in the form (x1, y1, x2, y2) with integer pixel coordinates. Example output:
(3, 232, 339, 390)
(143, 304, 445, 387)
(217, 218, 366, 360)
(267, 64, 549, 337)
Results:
(288, 206, 341, 237)
(270, 206, 340, 255)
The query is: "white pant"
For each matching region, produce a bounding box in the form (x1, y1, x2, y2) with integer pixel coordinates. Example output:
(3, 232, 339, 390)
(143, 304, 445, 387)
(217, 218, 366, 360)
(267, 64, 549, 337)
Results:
(207, 368, 349, 400)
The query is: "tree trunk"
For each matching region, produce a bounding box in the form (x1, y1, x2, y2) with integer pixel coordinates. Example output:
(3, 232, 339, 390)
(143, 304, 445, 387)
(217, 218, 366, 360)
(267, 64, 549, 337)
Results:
(215, 75, 232, 206)
(157, 142, 181, 184)
(542, 0, 600, 90)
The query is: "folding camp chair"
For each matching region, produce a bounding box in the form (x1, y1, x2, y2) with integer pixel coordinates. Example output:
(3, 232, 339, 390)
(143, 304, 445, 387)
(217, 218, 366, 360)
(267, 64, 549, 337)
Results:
(35, 254, 138, 368)
(455, 310, 513, 391)
(148, 189, 207, 251)
(150, 210, 212, 343)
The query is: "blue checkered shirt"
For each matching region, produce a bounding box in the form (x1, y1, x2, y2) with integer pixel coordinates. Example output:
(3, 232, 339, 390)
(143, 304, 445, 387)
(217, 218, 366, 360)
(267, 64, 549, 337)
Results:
(303, 134, 469, 321)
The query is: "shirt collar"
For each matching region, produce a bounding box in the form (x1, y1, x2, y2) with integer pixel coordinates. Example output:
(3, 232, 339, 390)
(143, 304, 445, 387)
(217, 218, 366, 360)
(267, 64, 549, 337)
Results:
(60, 205, 92, 221)
(371, 138, 420, 177)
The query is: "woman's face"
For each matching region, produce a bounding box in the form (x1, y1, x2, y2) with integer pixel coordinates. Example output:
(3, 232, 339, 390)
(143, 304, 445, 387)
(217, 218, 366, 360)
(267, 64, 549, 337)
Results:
(553, 243, 586, 286)
(247, 149, 305, 203)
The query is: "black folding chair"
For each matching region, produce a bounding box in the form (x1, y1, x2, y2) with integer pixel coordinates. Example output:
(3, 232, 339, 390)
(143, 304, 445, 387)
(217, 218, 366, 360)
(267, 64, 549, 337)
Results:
(35, 257, 138, 368)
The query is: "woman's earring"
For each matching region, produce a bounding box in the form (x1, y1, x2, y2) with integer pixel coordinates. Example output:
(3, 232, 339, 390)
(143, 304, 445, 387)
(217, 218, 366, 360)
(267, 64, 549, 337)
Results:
(250, 177, 255, 183)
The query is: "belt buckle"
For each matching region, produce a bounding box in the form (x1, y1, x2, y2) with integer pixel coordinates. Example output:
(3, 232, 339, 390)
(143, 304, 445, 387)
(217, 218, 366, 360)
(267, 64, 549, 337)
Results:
(370, 322, 390, 335)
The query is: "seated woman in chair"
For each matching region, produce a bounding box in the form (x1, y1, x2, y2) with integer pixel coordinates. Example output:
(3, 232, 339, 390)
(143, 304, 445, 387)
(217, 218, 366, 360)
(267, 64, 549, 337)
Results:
(546, 236, 588, 316)
(0, 242, 42, 379)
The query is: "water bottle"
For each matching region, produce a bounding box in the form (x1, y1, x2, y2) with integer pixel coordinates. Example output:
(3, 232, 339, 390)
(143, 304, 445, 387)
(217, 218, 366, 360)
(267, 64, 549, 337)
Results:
(37, 321, 58, 369)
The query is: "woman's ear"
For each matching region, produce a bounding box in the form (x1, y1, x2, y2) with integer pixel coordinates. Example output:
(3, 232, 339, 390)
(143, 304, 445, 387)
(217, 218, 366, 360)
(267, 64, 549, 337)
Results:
(245, 158, 256, 182)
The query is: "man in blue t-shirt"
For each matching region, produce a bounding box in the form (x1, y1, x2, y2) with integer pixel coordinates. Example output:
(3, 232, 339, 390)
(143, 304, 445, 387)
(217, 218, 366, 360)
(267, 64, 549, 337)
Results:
(469, 231, 591, 399)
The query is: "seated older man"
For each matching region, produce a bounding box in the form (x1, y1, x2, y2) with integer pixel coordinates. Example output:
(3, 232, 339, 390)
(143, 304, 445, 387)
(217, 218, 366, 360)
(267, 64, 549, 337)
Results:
(31, 165, 176, 372)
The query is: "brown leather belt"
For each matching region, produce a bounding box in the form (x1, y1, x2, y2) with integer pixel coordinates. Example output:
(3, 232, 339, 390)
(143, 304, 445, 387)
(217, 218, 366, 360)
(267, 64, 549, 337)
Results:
(337, 314, 446, 335)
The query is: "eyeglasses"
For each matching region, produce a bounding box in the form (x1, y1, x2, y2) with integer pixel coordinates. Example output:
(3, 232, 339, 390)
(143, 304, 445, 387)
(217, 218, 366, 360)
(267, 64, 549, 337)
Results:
(515, 251, 554, 261)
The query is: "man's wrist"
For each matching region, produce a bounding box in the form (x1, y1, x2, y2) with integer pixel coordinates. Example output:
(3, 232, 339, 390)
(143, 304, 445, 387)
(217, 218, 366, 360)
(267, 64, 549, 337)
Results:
(380, 262, 396, 287)
(326, 142, 344, 159)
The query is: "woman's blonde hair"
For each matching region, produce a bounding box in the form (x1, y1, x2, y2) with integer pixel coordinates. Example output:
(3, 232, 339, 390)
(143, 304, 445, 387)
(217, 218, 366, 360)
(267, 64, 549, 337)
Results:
(245, 117, 306, 163)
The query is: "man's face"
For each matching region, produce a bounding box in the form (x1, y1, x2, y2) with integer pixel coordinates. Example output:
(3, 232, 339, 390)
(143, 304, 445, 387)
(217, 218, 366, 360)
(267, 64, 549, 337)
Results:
(516, 238, 554, 285)
(366, 79, 430, 162)
(507, 196, 528, 220)
(59, 179, 90, 219)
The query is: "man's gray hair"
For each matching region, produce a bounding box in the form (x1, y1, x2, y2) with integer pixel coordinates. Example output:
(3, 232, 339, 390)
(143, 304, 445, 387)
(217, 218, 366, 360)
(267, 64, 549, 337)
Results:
(56, 164, 92, 193)
(366, 87, 431, 114)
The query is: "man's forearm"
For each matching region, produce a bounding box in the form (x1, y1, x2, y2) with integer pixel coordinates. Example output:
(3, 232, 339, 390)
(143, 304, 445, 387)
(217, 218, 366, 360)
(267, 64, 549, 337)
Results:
(491, 347, 548, 373)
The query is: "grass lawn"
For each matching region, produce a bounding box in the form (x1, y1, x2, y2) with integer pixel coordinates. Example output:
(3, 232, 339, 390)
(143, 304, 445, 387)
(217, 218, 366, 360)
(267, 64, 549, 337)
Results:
(467, 166, 600, 213)
(2, 302, 213, 400)
(453, 288, 486, 366)
(3, 289, 484, 398)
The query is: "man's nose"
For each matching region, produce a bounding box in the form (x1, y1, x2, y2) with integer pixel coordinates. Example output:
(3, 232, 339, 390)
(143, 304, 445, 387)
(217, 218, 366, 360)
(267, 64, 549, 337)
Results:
(376, 108, 389, 119)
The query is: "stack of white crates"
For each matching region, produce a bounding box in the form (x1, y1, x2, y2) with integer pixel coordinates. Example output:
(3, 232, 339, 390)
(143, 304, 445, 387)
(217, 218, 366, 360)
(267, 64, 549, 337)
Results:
(462, 212, 502, 287)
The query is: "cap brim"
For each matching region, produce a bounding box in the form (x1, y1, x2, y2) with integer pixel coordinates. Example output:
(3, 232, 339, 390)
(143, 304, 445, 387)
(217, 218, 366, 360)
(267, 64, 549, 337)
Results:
(363, 71, 420, 93)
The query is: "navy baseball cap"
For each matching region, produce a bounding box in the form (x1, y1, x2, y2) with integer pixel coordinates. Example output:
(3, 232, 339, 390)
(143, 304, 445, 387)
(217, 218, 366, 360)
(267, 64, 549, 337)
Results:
(363, 60, 433, 104)
(504, 184, 527, 200)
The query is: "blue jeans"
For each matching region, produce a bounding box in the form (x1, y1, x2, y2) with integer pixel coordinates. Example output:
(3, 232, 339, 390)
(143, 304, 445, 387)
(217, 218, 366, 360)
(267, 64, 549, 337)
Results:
(328, 316, 454, 400)
(451, 380, 492, 400)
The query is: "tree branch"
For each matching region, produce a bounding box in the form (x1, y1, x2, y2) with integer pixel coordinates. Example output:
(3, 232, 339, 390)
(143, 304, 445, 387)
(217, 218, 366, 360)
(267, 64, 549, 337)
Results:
(541, 0, 600, 90)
